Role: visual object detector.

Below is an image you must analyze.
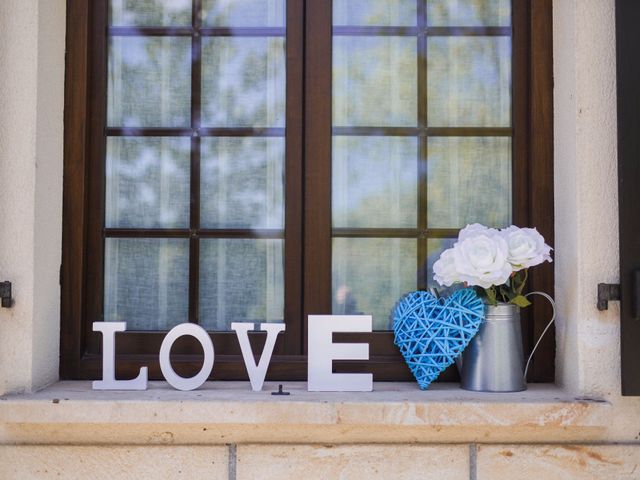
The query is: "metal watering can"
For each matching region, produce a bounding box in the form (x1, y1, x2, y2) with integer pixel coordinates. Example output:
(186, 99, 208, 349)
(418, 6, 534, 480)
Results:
(454, 291, 556, 392)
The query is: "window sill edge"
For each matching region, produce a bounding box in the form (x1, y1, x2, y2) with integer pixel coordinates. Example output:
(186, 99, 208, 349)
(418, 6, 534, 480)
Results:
(0, 381, 612, 445)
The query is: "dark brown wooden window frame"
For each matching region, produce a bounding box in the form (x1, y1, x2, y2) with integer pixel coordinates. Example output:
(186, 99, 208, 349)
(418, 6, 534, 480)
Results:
(61, 0, 554, 383)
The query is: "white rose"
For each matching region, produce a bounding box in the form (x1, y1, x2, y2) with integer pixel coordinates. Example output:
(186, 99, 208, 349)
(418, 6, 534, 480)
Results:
(501, 226, 553, 270)
(453, 234, 513, 289)
(459, 223, 500, 242)
(433, 248, 459, 287)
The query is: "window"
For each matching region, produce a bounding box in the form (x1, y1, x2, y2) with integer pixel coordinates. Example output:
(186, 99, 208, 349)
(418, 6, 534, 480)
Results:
(61, 0, 553, 382)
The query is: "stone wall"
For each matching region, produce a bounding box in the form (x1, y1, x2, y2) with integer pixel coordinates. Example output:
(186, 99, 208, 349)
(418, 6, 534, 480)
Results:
(1, 444, 639, 479)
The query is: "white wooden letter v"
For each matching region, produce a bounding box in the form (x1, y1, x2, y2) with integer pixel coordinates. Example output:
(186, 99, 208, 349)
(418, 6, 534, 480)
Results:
(232, 323, 285, 391)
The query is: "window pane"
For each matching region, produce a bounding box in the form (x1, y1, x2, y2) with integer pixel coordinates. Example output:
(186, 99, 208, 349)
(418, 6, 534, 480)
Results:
(333, 238, 416, 330)
(200, 239, 284, 330)
(427, 137, 511, 228)
(201, 37, 286, 128)
(108, 36, 191, 128)
(201, 137, 284, 229)
(332, 136, 418, 228)
(109, 0, 192, 26)
(427, 36, 511, 127)
(427, 0, 511, 27)
(333, 36, 417, 127)
(104, 238, 189, 330)
(333, 0, 416, 26)
(426, 238, 457, 290)
(106, 137, 190, 229)
(203, 0, 285, 27)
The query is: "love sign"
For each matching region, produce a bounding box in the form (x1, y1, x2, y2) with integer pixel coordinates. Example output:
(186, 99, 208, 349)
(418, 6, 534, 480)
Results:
(92, 315, 373, 392)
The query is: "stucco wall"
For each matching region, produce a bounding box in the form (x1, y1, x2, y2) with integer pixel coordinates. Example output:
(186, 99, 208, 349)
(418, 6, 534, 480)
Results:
(554, 0, 621, 398)
(0, 0, 65, 394)
(0, 1, 639, 478)
(553, 0, 640, 443)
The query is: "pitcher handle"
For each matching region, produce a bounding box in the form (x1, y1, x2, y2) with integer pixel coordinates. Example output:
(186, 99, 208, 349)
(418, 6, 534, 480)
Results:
(523, 291, 556, 381)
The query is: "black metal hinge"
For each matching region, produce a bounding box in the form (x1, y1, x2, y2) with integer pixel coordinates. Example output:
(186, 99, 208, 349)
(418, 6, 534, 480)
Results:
(597, 283, 620, 311)
(0, 281, 13, 308)
(599, 271, 640, 317)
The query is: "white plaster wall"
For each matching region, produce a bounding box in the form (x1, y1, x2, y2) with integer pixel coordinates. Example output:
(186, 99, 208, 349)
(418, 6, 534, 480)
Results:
(553, 0, 579, 395)
(553, 0, 626, 395)
(553, 0, 640, 441)
(32, 0, 66, 393)
(0, 0, 65, 394)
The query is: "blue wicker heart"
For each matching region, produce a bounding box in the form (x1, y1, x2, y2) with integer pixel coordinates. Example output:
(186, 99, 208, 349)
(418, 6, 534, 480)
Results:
(393, 289, 485, 390)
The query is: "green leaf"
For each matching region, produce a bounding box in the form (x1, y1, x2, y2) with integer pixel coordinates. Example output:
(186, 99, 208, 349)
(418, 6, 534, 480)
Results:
(510, 295, 532, 308)
(485, 287, 498, 306)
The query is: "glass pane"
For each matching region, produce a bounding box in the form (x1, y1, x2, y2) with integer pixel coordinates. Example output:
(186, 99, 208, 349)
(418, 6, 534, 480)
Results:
(427, 0, 511, 26)
(106, 137, 190, 229)
(332, 136, 418, 228)
(427, 36, 511, 127)
(201, 37, 286, 128)
(333, 0, 416, 26)
(200, 239, 284, 330)
(109, 0, 192, 26)
(426, 238, 457, 290)
(427, 137, 511, 228)
(104, 238, 189, 330)
(333, 36, 417, 127)
(332, 238, 416, 330)
(201, 137, 284, 229)
(203, 0, 285, 27)
(108, 36, 191, 127)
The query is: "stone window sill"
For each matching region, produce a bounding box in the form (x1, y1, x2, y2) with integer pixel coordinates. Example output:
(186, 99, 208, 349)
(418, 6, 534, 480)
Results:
(0, 381, 611, 445)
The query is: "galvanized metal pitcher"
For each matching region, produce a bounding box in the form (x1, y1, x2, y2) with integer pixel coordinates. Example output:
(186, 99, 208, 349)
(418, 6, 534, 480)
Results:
(457, 292, 556, 393)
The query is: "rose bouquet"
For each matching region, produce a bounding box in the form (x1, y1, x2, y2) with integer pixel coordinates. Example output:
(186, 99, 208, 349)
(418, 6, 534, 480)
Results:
(433, 224, 553, 307)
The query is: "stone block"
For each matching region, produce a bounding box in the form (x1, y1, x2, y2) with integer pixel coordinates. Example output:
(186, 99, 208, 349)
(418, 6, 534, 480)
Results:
(478, 445, 640, 480)
(0, 445, 228, 480)
(237, 444, 469, 480)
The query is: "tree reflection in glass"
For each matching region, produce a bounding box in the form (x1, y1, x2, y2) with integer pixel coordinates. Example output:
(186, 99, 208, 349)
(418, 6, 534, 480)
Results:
(108, 36, 191, 128)
(104, 0, 287, 331)
(202, 37, 285, 128)
(331, 0, 513, 329)
(103, 0, 515, 333)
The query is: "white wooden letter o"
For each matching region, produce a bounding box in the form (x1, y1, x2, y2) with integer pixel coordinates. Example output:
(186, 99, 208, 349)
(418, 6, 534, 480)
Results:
(159, 323, 214, 391)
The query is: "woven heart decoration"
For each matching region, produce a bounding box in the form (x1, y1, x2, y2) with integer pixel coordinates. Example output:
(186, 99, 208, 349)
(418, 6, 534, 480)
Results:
(393, 288, 485, 390)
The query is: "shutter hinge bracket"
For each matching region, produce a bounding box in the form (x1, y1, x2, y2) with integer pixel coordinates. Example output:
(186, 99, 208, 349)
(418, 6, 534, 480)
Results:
(0, 281, 13, 308)
(597, 283, 620, 311)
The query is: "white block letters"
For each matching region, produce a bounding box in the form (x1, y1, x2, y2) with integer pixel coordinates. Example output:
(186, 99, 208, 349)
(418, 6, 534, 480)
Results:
(307, 315, 373, 392)
(93, 316, 373, 392)
(93, 322, 148, 390)
(159, 323, 215, 391)
(232, 322, 285, 391)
